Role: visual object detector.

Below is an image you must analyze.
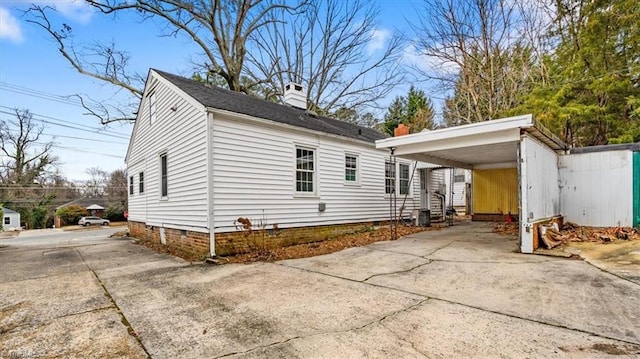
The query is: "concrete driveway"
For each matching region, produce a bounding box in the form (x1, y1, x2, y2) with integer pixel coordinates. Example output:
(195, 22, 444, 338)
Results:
(1, 222, 639, 358)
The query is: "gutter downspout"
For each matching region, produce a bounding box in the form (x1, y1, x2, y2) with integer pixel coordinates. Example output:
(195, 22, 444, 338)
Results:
(207, 112, 216, 257)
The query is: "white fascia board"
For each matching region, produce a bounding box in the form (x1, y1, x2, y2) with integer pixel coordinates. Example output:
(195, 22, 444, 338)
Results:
(207, 107, 378, 148)
(376, 114, 533, 149)
(393, 128, 521, 156)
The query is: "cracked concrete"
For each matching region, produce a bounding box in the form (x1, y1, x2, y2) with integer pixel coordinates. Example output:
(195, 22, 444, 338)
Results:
(2, 221, 639, 358)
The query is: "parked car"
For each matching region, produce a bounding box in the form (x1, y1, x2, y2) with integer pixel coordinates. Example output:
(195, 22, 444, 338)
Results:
(78, 216, 110, 226)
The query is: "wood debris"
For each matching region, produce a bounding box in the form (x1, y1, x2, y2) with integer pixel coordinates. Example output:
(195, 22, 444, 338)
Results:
(539, 222, 639, 249)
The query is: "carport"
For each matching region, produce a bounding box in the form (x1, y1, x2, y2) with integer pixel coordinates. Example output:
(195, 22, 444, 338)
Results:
(376, 114, 568, 253)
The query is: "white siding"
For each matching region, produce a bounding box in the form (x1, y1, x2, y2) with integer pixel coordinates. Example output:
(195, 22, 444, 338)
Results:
(211, 116, 420, 232)
(559, 150, 633, 227)
(2, 213, 20, 230)
(524, 136, 561, 222)
(127, 75, 209, 230)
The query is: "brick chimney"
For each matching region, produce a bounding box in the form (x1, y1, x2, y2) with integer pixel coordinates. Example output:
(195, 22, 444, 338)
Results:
(394, 123, 409, 137)
(284, 83, 306, 109)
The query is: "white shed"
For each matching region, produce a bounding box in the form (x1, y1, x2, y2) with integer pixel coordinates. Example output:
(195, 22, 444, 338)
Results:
(2, 208, 21, 231)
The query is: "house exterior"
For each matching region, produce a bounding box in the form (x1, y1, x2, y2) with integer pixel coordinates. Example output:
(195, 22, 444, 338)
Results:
(54, 198, 106, 227)
(2, 208, 21, 231)
(126, 69, 421, 258)
(376, 115, 639, 253)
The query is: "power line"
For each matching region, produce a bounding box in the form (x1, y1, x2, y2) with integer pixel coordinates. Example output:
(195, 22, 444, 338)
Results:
(0, 82, 104, 112)
(0, 108, 131, 140)
(34, 142, 125, 159)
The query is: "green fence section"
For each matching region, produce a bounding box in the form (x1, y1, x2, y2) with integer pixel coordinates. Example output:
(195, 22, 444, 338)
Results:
(634, 152, 640, 227)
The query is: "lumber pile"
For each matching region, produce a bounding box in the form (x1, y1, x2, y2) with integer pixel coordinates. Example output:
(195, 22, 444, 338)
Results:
(539, 222, 640, 249)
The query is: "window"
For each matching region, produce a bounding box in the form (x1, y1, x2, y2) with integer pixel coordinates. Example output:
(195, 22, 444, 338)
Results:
(345, 154, 358, 183)
(296, 147, 315, 193)
(129, 176, 134, 195)
(149, 92, 157, 125)
(385, 160, 395, 194)
(139, 172, 145, 193)
(160, 153, 168, 197)
(399, 163, 410, 195)
(4, 217, 10, 225)
(454, 168, 465, 182)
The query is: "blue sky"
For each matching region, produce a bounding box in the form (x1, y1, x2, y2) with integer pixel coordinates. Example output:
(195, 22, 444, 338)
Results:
(0, 0, 425, 181)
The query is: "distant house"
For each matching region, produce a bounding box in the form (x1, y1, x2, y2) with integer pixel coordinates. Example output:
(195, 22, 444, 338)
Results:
(54, 198, 106, 227)
(2, 208, 21, 231)
(125, 69, 426, 258)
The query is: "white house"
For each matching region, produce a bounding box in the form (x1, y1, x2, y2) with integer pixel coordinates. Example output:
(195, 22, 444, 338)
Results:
(126, 69, 422, 258)
(2, 208, 21, 231)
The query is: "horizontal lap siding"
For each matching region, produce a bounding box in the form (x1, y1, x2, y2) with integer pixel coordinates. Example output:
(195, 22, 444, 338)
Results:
(212, 116, 419, 232)
(127, 77, 208, 229)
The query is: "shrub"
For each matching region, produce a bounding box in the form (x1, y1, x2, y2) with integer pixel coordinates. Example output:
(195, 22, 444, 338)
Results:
(105, 205, 126, 221)
(56, 205, 87, 225)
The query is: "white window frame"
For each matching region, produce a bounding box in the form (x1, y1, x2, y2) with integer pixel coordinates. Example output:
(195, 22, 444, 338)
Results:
(344, 153, 360, 185)
(129, 175, 134, 195)
(385, 159, 395, 195)
(139, 171, 145, 194)
(399, 162, 410, 195)
(4, 217, 10, 225)
(160, 152, 168, 199)
(385, 160, 412, 197)
(294, 145, 317, 196)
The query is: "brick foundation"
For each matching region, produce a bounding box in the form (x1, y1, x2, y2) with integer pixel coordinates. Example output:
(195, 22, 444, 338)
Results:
(128, 221, 377, 258)
(128, 221, 210, 259)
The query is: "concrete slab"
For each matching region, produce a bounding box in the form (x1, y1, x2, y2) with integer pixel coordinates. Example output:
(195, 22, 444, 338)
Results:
(1, 309, 147, 359)
(2, 222, 639, 358)
(367, 257, 640, 344)
(279, 246, 430, 281)
(102, 262, 422, 358)
(235, 300, 640, 358)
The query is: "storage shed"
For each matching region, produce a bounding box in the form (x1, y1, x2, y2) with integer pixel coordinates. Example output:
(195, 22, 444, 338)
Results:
(2, 208, 21, 231)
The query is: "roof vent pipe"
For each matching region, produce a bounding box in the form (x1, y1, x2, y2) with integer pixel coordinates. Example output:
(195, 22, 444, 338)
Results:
(284, 83, 307, 109)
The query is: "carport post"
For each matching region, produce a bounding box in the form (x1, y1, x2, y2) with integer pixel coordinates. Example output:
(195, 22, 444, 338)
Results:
(518, 136, 534, 254)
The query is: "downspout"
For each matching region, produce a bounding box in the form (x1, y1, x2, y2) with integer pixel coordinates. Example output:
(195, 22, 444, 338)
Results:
(207, 112, 216, 257)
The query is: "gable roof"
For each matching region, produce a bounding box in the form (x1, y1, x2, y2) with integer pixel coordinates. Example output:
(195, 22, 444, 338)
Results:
(56, 197, 107, 210)
(2, 208, 18, 214)
(152, 69, 387, 143)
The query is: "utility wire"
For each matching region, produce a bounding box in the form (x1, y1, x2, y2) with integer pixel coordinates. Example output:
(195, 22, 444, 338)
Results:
(0, 82, 104, 112)
(0, 108, 130, 140)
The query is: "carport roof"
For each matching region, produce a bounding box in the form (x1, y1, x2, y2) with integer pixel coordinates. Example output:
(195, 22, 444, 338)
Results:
(375, 114, 567, 169)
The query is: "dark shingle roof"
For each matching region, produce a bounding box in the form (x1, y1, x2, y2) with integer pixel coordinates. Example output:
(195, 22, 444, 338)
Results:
(153, 70, 387, 143)
(56, 198, 106, 210)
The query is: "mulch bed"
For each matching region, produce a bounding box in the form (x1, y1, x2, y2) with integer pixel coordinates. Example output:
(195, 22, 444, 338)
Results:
(220, 225, 439, 264)
(126, 225, 439, 264)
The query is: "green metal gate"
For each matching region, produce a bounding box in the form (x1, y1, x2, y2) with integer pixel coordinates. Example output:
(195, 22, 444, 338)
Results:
(634, 152, 640, 227)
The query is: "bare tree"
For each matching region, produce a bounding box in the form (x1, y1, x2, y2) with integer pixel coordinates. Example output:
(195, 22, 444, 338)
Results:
(249, 0, 404, 114)
(105, 168, 127, 210)
(0, 109, 59, 228)
(0, 109, 56, 185)
(25, 0, 306, 123)
(84, 167, 109, 197)
(410, 0, 548, 125)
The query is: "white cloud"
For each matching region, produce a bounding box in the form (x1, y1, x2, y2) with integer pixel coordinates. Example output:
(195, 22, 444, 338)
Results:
(367, 28, 391, 55)
(401, 43, 459, 76)
(0, 7, 24, 43)
(16, 0, 94, 24)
